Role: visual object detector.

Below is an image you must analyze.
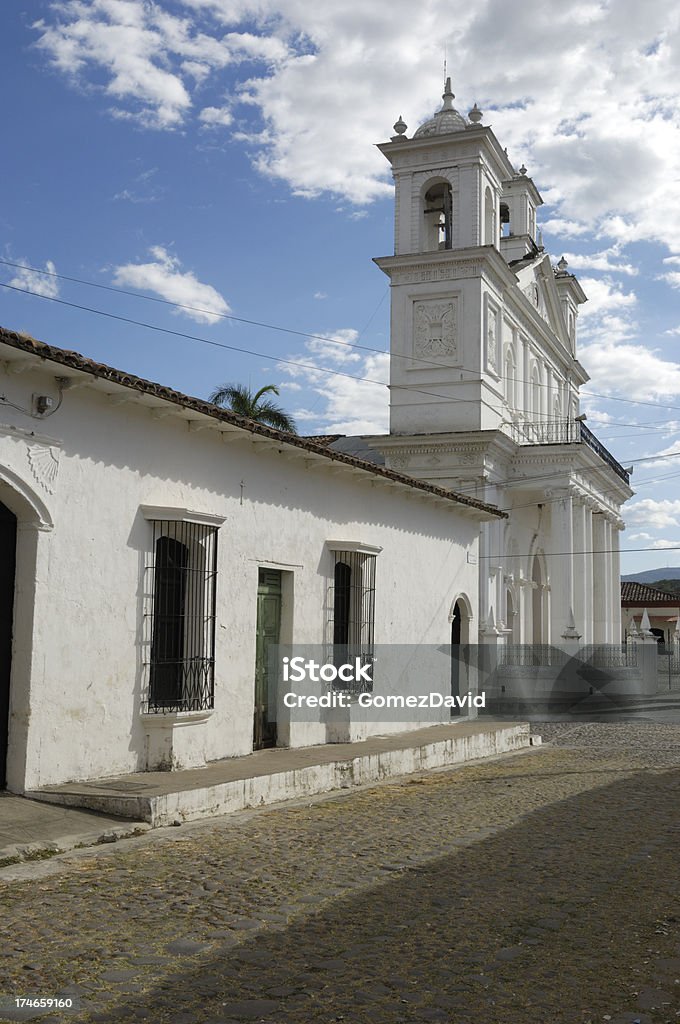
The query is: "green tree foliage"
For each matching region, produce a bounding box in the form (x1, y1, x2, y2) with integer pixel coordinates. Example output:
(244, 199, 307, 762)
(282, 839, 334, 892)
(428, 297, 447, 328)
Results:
(209, 383, 297, 433)
(650, 579, 680, 597)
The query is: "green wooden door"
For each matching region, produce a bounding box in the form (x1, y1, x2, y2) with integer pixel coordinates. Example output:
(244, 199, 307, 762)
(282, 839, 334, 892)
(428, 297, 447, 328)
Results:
(254, 569, 282, 749)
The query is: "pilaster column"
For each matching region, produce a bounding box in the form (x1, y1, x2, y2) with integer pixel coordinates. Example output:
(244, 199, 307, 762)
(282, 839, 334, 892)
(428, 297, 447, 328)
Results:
(522, 338, 530, 418)
(549, 488, 574, 640)
(592, 513, 606, 643)
(572, 495, 587, 641)
(583, 501, 594, 644)
(610, 518, 622, 642)
(602, 517, 613, 642)
(517, 575, 530, 643)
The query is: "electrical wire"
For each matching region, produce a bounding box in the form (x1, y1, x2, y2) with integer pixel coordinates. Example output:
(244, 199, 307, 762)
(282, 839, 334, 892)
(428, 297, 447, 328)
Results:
(4, 256, 680, 416)
(4, 273, 680, 467)
(0, 281, 511, 414)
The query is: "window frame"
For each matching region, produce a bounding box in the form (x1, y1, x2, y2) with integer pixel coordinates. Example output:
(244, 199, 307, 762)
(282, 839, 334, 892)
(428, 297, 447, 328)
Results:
(141, 506, 224, 714)
(327, 542, 380, 693)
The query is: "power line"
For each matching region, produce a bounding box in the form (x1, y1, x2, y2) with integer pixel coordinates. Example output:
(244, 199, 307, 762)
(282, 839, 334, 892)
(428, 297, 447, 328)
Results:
(0, 281, 506, 413)
(0, 281, 649, 473)
(5, 256, 680, 417)
(3, 274, 676, 467)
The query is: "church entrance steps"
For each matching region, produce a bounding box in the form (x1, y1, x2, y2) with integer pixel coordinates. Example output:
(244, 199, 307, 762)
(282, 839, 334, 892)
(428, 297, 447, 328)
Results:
(25, 721, 529, 828)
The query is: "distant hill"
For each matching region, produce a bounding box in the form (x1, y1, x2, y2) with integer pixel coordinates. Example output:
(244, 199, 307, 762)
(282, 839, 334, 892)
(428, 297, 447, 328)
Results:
(622, 567, 680, 583)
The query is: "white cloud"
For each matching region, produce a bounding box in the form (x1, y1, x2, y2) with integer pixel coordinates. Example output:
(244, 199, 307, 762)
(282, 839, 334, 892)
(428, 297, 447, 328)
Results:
(33, 1, 680, 238)
(578, 277, 637, 320)
(660, 271, 680, 289)
(541, 219, 590, 238)
(561, 249, 638, 277)
(574, 277, 658, 406)
(112, 246, 230, 323)
(580, 340, 680, 404)
(199, 105, 234, 126)
(634, 440, 680, 469)
(626, 498, 680, 530)
(313, 291, 327, 300)
(305, 328, 362, 365)
(7, 259, 60, 299)
(279, 327, 388, 433)
(34, 1, 289, 129)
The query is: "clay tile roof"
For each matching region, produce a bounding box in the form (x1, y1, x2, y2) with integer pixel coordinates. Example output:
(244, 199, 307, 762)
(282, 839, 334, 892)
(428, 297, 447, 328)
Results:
(0, 326, 506, 519)
(302, 434, 345, 446)
(621, 581, 680, 605)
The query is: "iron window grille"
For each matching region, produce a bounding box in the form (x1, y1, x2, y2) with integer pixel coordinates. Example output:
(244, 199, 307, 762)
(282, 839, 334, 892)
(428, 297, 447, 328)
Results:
(328, 548, 377, 693)
(144, 519, 218, 713)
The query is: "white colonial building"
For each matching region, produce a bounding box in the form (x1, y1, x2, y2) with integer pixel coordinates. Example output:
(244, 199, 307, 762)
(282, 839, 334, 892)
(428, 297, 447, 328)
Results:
(0, 327, 500, 792)
(364, 79, 633, 647)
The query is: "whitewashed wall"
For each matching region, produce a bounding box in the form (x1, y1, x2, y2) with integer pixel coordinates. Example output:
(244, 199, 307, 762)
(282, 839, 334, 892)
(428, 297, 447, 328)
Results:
(0, 356, 482, 791)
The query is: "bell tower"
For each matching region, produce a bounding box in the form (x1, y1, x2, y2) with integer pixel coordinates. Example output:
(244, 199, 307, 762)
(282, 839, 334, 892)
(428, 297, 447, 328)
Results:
(374, 79, 544, 435)
(368, 79, 630, 651)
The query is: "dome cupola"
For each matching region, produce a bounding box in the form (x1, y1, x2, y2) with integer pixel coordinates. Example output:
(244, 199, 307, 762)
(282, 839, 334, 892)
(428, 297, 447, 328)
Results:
(413, 78, 469, 137)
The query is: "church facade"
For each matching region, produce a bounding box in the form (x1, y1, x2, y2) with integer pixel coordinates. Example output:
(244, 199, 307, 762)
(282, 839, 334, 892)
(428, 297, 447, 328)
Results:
(367, 80, 633, 647)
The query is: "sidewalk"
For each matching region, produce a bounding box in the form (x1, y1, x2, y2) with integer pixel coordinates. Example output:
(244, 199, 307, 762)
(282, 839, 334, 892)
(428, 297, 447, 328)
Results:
(0, 794, 150, 867)
(0, 720, 530, 865)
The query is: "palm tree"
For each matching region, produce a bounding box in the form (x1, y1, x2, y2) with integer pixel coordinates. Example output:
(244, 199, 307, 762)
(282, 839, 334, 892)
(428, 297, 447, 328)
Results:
(209, 382, 297, 433)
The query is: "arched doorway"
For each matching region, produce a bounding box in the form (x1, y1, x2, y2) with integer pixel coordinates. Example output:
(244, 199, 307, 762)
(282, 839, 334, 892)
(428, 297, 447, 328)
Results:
(450, 597, 473, 717)
(0, 501, 17, 789)
(451, 600, 462, 716)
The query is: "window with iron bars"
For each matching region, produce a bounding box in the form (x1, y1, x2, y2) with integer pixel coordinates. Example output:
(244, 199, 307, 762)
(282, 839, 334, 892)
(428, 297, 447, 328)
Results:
(144, 518, 218, 713)
(328, 548, 377, 693)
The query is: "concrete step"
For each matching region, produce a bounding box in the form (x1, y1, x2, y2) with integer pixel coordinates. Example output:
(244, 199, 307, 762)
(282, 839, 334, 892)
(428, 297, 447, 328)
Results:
(26, 721, 530, 828)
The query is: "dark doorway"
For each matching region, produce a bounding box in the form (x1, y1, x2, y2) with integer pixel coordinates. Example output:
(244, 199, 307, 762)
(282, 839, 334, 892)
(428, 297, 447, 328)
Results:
(254, 569, 282, 750)
(450, 600, 462, 717)
(0, 501, 17, 789)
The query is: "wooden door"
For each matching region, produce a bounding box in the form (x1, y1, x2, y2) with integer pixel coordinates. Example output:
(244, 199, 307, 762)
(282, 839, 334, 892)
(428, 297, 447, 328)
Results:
(254, 569, 282, 749)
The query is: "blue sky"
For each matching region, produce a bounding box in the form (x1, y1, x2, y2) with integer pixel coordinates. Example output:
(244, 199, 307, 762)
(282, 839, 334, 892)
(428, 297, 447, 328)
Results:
(4, 0, 680, 575)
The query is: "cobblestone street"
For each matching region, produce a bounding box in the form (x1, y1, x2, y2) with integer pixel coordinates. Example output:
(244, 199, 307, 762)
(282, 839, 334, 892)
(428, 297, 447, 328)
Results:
(2, 723, 680, 1024)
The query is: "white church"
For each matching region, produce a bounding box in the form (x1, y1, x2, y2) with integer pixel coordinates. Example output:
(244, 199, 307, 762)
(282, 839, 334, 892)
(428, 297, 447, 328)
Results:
(333, 78, 632, 649)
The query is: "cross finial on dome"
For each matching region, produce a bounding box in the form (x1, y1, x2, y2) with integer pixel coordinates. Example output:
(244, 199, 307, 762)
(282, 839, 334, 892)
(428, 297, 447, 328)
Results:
(441, 77, 455, 110)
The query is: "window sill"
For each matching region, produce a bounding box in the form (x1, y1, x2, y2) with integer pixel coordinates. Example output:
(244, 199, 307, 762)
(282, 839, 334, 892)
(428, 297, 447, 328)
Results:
(140, 708, 214, 727)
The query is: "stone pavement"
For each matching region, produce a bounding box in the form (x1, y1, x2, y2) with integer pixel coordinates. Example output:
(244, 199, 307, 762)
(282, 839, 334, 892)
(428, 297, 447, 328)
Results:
(1, 722, 680, 1024)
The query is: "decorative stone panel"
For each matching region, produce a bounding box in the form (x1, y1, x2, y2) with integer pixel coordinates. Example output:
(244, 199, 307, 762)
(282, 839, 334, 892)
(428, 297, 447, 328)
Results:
(413, 299, 458, 360)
